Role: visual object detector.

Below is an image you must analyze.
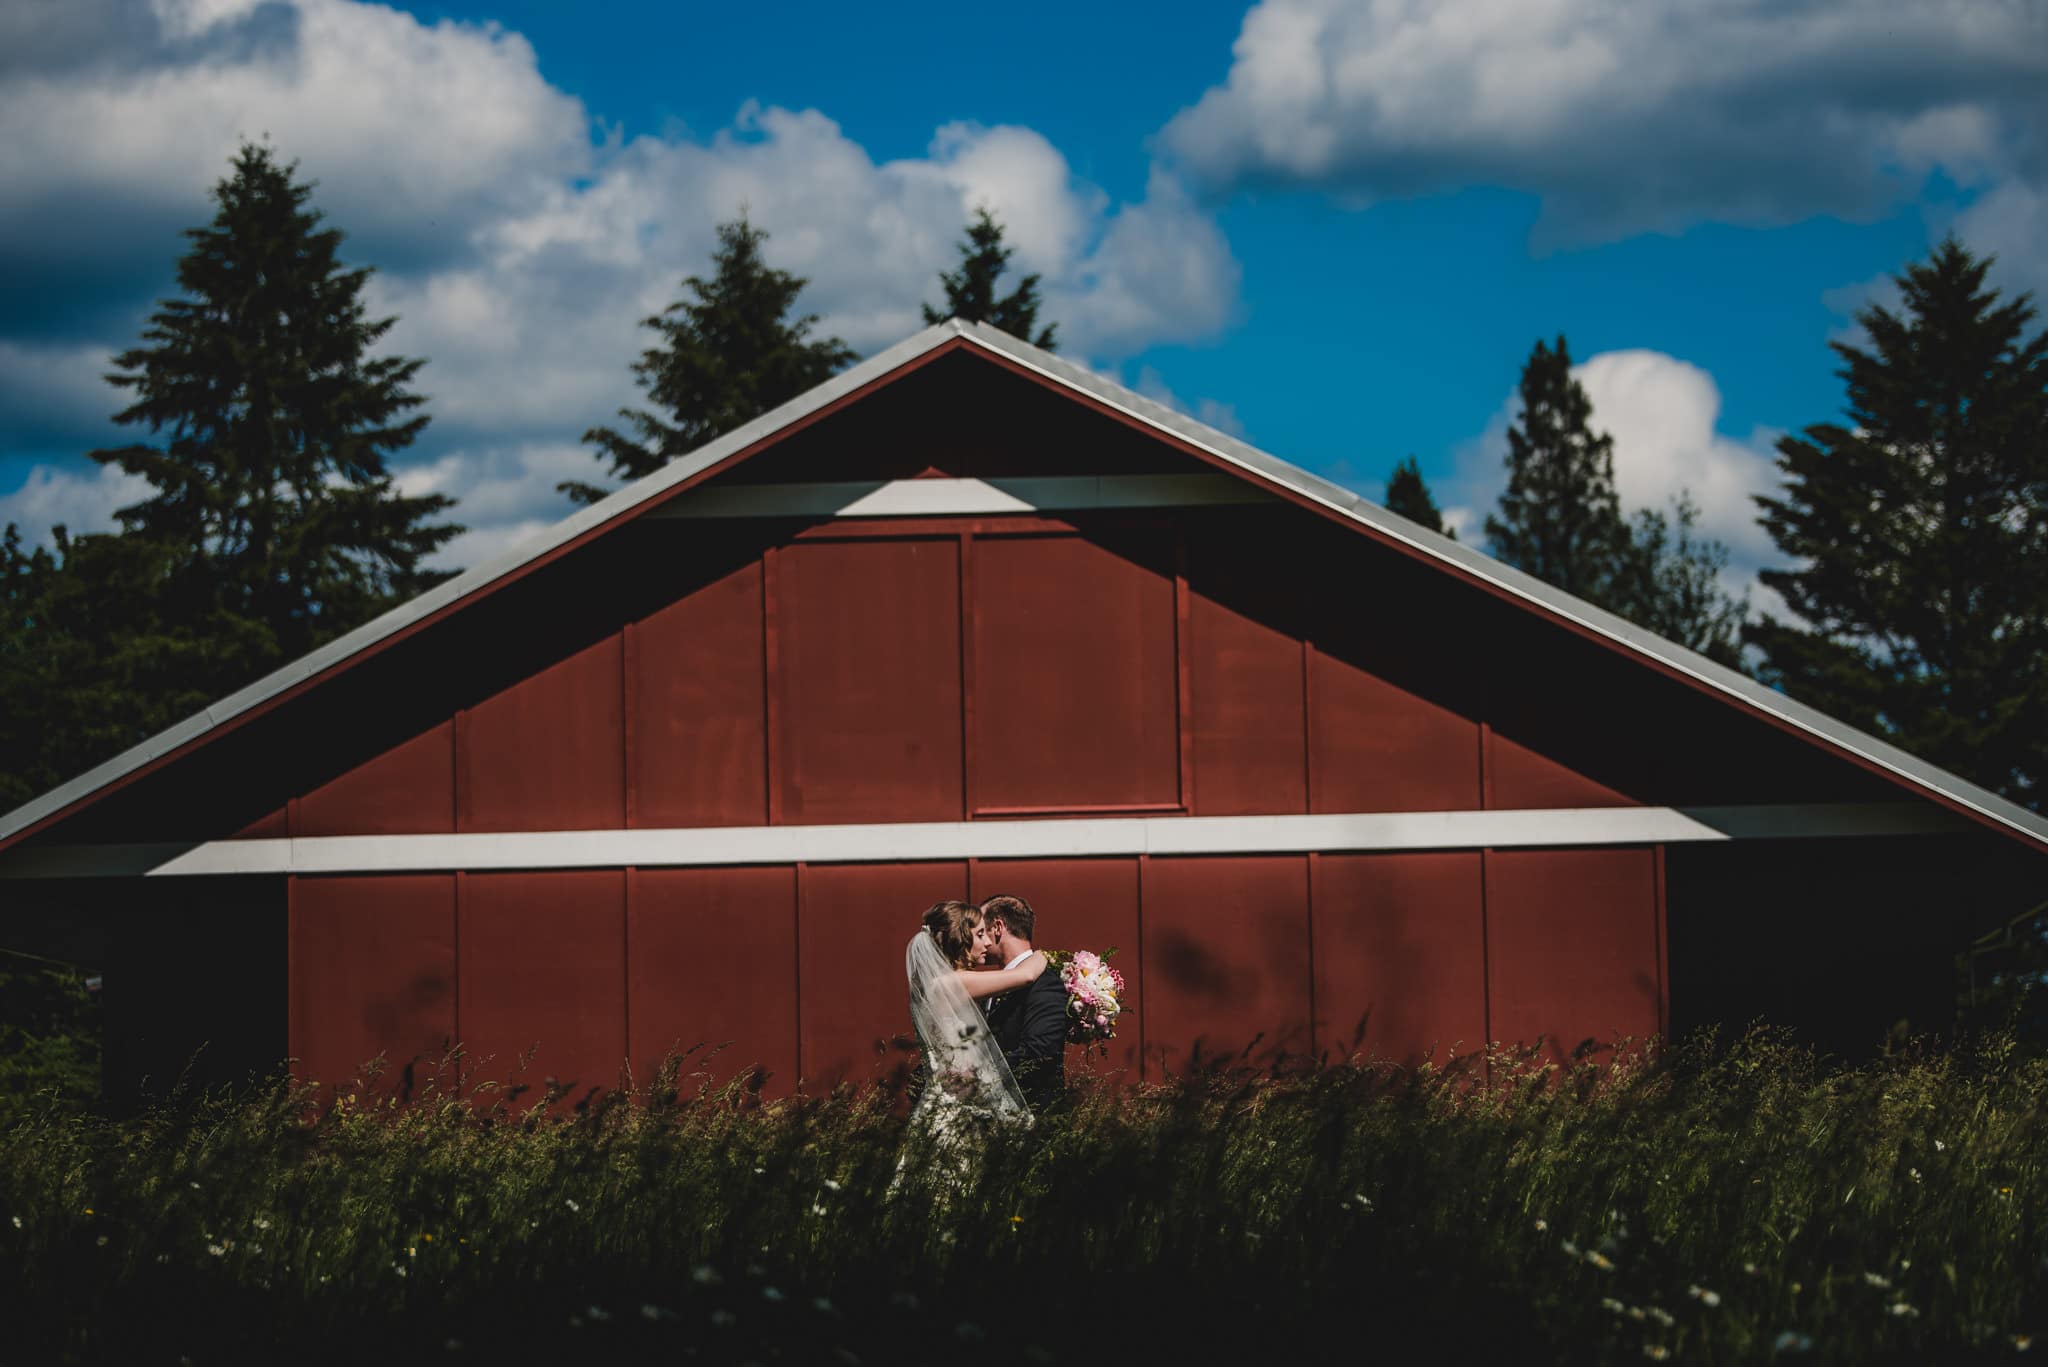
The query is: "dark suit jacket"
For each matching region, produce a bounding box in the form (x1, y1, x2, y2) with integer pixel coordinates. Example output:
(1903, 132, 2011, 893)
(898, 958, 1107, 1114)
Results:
(990, 969, 1067, 1116)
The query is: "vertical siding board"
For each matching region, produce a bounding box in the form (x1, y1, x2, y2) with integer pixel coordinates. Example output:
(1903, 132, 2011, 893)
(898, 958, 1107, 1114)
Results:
(1485, 848, 1661, 1067)
(288, 873, 457, 1099)
(1141, 855, 1313, 1073)
(631, 559, 769, 827)
(1313, 853, 1487, 1067)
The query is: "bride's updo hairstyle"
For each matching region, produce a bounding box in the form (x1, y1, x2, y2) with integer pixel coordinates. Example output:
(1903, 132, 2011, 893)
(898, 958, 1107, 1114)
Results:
(921, 899, 983, 968)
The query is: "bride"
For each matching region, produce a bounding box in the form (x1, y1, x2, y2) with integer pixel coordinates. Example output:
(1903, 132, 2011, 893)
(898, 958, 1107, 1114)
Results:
(896, 900, 1046, 1191)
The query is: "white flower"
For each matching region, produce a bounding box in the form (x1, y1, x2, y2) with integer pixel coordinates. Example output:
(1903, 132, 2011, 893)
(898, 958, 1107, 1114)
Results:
(394, 1265, 407, 1278)
(1648, 1307, 1675, 1328)
(822, 1179, 843, 1192)
(1888, 1302, 1920, 1318)
(585, 1306, 610, 1323)
(1863, 1272, 1891, 1289)
(1601, 1298, 1626, 1314)
(709, 1311, 736, 1328)
(1687, 1285, 1722, 1307)
(1643, 1348, 1670, 1362)
(96, 1235, 108, 1247)
(1534, 1219, 1548, 1232)
(762, 1287, 784, 1303)
(252, 1217, 271, 1230)
(1909, 1168, 1923, 1183)
(207, 1243, 228, 1257)
(1935, 1140, 1946, 1152)
(564, 1198, 580, 1213)
(640, 1304, 674, 1322)
(9, 1216, 18, 1229)
(811, 1203, 829, 1216)
(691, 1265, 722, 1286)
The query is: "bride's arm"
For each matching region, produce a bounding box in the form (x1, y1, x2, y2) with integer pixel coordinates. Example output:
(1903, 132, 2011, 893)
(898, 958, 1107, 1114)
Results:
(957, 951, 1047, 1000)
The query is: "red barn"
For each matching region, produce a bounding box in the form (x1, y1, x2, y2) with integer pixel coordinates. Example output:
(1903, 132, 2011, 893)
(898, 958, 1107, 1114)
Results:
(4, 320, 2043, 1104)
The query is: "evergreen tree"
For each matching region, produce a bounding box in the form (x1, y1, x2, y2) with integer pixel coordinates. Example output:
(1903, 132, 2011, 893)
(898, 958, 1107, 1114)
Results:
(1384, 455, 1453, 538)
(1749, 238, 2048, 803)
(1486, 334, 1748, 666)
(569, 214, 855, 505)
(921, 207, 1058, 350)
(89, 142, 460, 700)
(1485, 335, 1632, 600)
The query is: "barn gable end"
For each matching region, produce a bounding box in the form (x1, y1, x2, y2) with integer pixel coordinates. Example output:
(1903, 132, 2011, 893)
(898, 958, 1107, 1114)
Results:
(5, 322, 2043, 1102)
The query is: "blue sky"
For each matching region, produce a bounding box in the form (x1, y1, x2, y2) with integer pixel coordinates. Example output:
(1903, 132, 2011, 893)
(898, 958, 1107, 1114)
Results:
(3, 0, 2043, 607)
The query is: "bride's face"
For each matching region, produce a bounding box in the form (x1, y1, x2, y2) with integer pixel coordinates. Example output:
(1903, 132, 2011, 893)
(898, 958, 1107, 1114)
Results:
(971, 919, 996, 964)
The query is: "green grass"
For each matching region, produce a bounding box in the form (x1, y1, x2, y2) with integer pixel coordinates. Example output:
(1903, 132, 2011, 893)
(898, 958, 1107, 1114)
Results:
(2, 1027, 2043, 1365)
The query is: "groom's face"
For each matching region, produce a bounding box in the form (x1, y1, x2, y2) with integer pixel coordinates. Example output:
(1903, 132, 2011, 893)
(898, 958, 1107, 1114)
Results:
(981, 917, 1009, 965)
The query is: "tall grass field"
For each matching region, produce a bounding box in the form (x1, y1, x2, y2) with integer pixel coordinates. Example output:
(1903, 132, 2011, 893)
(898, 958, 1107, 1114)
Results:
(3, 1027, 2043, 1365)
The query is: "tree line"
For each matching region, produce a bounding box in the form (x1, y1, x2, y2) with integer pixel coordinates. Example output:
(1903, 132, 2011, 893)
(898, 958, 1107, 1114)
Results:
(3, 143, 2044, 828)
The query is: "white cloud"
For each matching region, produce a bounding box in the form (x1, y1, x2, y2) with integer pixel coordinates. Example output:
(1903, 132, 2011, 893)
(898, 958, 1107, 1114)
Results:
(1441, 347, 1784, 606)
(391, 441, 590, 570)
(1160, 0, 2048, 256)
(0, 0, 1243, 565)
(0, 462, 150, 547)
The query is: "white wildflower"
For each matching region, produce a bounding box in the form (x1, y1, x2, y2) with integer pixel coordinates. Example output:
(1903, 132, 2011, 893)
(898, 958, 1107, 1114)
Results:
(9, 1215, 19, 1229)
(822, 1179, 843, 1192)
(207, 1243, 228, 1257)
(1533, 1219, 1548, 1232)
(252, 1217, 271, 1231)
(1910, 1168, 1922, 1183)
(709, 1310, 736, 1328)
(691, 1265, 722, 1286)
(640, 1304, 674, 1322)
(394, 1265, 407, 1278)
(96, 1235, 108, 1247)
(1773, 1333, 1814, 1355)
(1863, 1272, 1891, 1289)
(1934, 1140, 1945, 1152)
(762, 1287, 784, 1303)
(585, 1305, 610, 1323)
(1688, 1285, 1721, 1307)
(1888, 1302, 1920, 1319)
(1601, 1298, 1626, 1314)
(1648, 1307, 1675, 1328)
(1643, 1348, 1670, 1362)
(564, 1198, 580, 1213)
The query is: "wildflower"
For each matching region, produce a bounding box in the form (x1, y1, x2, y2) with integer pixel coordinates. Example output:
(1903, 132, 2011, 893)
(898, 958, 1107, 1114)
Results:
(823, 1179, 843, 1192)
(1888, 1302, 1920, 1319)
(395, 1265, 407, 1278)
(763, 1287, 785, 1303)
(1688, 1285, 1722, 1308)
(691, 1265, 723, 1286)
(189, 1182, 199, 1190)
(564, 1198, 580, 1213)
(1863, 1272, 1891, 1289)
(1909, 1168, 1922, 1183)
(753, 1167, 765, 1175)
(253, 1218, 271, 1231)
(420, 1233, 431, 1243)
(9, 1216, 18, 1229)
(207, 1243, 228, 1257)
(1562, 1240, 1581, 1257)
(641, 1304, 675, 1322)
(1009, 1215, 1024, 1227)
(585, 1306, 611, 1323)
(83, 1208, 93, 1216)
(1934, 1139, 1945, 1151)
(156, 1254, 169, 1264)
(96, 1235, 108, 1247)
(1534, 1219, 1548, 1232)
(1772, 1332, 1814, 1354)
(1743, 1262, 1760, 1276)
(709, 1311, 736, 1328)
(2013, 1334, 2032, 1351)
(1643, 1348, 1670, 1362)
(408, 1246, 417, 1258)
(812, 1202, 829, 1216)
(1647, 1307, 1675, 1328)
(813, 1297, 835, 1315)
(1601, 1298, 1626, 1314)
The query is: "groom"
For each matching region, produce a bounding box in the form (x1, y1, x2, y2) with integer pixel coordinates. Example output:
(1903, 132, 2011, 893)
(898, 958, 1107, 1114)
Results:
(979, 894, 1067, 1118)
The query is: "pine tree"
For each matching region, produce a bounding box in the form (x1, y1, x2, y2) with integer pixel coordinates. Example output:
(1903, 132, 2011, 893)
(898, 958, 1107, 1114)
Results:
(1485, 335, 1632, 601)
(569, 214, 855, 506)
(1486, 334, 1748, 666)
(89, 142, 460, 699)
(922, 207, 1058, 350)
(1749, 238, 2048, 803)
(1384, 455, 1453, 538)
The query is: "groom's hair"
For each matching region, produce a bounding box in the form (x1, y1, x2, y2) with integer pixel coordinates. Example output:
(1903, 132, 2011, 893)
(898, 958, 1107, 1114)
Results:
(980, 894, 1035, 942)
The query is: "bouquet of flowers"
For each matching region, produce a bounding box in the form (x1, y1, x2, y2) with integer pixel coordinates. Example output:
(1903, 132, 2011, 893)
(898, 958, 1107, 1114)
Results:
(1042, 948, 1124, 1054)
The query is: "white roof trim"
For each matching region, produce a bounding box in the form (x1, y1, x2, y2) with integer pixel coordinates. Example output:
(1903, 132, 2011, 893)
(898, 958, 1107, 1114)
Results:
(4, 318, 2043, 854)
(0, 803, 1971, 879)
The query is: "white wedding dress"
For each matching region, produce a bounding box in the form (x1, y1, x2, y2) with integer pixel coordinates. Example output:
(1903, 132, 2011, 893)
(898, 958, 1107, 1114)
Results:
(893, 932, 1032, 1197)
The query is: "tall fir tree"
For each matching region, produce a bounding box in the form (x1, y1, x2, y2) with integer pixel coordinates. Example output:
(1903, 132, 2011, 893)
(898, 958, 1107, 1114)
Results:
(1749, 238, 2048, 804)
(569, 214, 855, 505)
(88, 142, 460, 699)
(1384, 455, 1453, 538)
(2, 143, 459, 799)
(922, 207, 1058, 350)
(1485, 335, 1632, 600)
(1486, 334, 1748, 667)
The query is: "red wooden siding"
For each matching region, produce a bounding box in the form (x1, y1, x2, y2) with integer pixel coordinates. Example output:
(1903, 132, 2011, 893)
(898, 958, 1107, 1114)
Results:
(969, 531, 1180, 813)
(458, 637, 624, 832)
(970, 856, 1143, 1084)
(629, 559, 768, 828)
(288, 874, 455, 1095)
(1485, 847, 1663, 1065)
(1141, 856, 1314, 1071)
(774, 540, 964, 824)
(1185, 572, 1307, 816)
(1311, 657, 1483, 813)
(796, 861, 968, 1090)
(456, 870, 627, 1106)
(297, 721, 454, 836)
(628, 865, 797, 1097)
(1312, 853, 1487, 1066)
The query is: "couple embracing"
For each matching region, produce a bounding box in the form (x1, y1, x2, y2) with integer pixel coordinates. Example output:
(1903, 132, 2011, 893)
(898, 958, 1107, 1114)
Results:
(902, 894, 1065, 1167)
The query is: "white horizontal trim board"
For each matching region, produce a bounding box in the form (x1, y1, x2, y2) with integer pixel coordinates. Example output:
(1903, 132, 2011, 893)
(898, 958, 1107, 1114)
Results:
(645, 474, 1272, 519)
(0, 803, 1966, 879)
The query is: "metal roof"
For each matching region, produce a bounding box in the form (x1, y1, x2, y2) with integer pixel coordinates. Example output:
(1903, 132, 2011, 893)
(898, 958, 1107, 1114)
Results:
(5, 318, 2044, 854)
